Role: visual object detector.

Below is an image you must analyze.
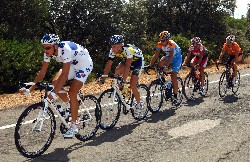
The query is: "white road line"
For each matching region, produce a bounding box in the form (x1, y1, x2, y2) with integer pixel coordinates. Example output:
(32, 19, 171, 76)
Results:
(1, 73, 250, 130)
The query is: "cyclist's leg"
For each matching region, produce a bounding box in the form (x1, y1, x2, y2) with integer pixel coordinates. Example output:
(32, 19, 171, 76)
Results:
(199, 56, 208, 87)
(115, 61, 126, 89)
(52, 69, 70, 102)
(130, 59, 143, 104)
(171, 53, 182, 96)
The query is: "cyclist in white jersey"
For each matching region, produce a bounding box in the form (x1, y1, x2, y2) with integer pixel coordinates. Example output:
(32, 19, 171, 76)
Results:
(19, 34, 93, 138)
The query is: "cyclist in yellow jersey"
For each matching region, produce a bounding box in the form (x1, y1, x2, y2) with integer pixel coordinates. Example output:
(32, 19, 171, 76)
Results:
(99, 34, 144, 115)
(217, 34, 242, 85)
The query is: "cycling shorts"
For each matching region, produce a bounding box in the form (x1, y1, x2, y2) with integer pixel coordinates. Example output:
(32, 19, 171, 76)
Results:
(191, 56, 208, 68)
(121, 57, 144, 77)
(164, 52, 182, 73)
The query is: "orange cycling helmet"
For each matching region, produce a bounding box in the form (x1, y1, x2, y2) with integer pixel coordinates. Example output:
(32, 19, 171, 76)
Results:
(159, 31, 171, 41)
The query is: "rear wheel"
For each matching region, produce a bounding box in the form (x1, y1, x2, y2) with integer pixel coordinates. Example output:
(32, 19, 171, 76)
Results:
(148, 79, 163, 113)
(14, 102, 56, 158)
(219, 71, 228, 98)
(200, 72, 209, 96)
(75, 95, 101, 141)
(98, 88, 121, 130)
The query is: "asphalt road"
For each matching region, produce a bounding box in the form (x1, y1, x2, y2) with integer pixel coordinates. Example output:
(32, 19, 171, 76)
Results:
(1, 68, 250, 162)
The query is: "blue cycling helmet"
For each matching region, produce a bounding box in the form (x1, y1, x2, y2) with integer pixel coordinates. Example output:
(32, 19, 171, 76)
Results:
(159, 31, 171, 41)
(41, 34, 60, 45)
(109, 35, 124, 45)
(226, 35, 235, 43)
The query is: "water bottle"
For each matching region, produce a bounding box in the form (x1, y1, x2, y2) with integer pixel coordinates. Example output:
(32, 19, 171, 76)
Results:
(56, 105, 65, 117)
(195, 70, 200, 79)
(229, 68, 233, 78)
(126, 87, 131, 97)
(167, 81, 172, 90)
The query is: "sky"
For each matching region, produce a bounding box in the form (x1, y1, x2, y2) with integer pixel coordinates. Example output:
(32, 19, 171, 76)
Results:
(234, 0, 250, 18)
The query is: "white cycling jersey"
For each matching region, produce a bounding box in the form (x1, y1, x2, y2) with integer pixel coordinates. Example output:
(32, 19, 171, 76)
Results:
(43, 41, 93, 83)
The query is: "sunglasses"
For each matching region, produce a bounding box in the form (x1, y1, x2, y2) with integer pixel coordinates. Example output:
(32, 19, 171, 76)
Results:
(43, 46, 52, 50)
(160, 40, 167, 42)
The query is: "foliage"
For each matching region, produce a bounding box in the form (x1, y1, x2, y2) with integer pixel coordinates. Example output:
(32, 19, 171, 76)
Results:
(0, 0, 249, 93)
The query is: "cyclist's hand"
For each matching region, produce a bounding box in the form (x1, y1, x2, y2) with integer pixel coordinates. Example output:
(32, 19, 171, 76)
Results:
(182, 63, 186, 67)
(195, 64, 200, 69)
(47, 91, 57, 101)
(97, 77, 104, 85)
(19, 87, 30, 96)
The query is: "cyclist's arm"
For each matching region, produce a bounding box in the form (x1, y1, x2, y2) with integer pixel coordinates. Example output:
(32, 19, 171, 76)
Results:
(53, 62, 70, 94)
(30, 61, 50, 92)
(123, 58, 132, 81)
(218, 50, 225, 62)
(233, 48, 239, 63)
(183, 51, 191, 65)
(149, 50, 161, 67)
(103, 60, 113, 75)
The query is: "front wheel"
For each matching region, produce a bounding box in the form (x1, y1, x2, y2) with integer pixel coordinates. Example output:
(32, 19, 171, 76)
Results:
(98, 88, 121, 130)
(148, 79, 163, 113)
(218, 71, 228, 98)
(75, 95, 101, 141)
(131, 84, 149, 120)
(14, 102, 56, 158)
(183, 74, 195, 100)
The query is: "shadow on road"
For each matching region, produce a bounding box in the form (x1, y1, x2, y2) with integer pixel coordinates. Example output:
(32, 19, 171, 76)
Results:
(220, 94, 240, 103)
(182, 97, 204, 107)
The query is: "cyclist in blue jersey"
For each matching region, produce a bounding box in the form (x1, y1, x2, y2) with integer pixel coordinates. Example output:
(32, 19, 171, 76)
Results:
(148, 31, 182, 106)
(20, 34, 93, 138)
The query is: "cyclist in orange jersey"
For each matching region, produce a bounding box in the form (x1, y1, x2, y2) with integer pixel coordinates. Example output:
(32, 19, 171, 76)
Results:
(217, 34, 242, 85)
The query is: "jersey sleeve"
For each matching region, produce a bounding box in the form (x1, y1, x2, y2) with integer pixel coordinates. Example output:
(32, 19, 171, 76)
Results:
(156, 42, 162, 51)
(123, 47, 133, 59)
(61, 46, 72, 63)
(168, 40, 175, 52)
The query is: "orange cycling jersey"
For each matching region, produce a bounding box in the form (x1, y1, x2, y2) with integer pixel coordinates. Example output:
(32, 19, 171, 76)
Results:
(222, 42, 242, 56)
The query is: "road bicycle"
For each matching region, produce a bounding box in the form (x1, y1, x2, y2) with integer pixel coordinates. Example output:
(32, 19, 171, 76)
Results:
(145, 65, 183, 113)
(183, 65, 209, 100)
(98, 74, 149, 130)
(216, 62, 240, 97)
(14, 82, 101, 158)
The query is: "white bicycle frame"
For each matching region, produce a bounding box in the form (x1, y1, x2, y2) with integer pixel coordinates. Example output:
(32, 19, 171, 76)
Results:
(101, 75, 134, 111)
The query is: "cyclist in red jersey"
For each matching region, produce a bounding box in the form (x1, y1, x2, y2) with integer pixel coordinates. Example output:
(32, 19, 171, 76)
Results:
(182, 37, 208, 95)
(217, 34, 242, 85)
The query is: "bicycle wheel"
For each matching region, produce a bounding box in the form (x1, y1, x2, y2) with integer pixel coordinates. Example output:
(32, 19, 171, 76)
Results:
(98, 88, 121, 130)
(75, 95, 101, 141)
(148, 79, 163, 113)
(168, 77, 183, 105)
(201, 72, 209, 96)
(183, 74, 195, 100)
(219, 71, 228, 98)
(14, 102, 56, 158)
(232, 70, 240, 94)
(131, 84, 149, 120)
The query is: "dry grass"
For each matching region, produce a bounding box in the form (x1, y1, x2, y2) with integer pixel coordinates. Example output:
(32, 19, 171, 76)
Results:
(1, 61, 250, 110)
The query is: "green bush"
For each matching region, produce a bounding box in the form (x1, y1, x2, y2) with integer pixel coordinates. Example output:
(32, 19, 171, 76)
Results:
(0, 39, 59, 94)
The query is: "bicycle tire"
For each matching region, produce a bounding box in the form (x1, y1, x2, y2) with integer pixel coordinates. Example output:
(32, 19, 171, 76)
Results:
(219, 71, 228, 98)
(14, 102, 56, 158)
(148, 79, 163, 113)
(75, 95, 101, 141)
(98, 88, 121, 130)
(200, 72, 209, 97)
(183, 74, 195, 100)
(131, 84, 149, 120)
(232, 70, 240, 94)
(168, 77, 184, 106)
